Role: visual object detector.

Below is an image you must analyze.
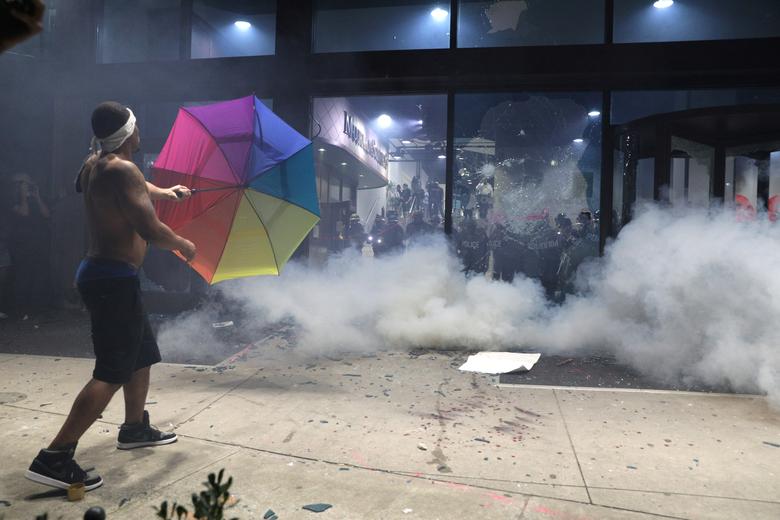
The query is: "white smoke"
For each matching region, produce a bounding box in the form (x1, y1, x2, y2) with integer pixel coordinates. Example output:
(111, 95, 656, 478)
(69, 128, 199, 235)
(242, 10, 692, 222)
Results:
(159, 204, 780, 403)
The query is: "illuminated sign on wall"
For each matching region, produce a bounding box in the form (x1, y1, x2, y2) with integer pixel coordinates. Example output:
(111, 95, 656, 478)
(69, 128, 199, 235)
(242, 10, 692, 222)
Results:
(343, 111, 389, 169)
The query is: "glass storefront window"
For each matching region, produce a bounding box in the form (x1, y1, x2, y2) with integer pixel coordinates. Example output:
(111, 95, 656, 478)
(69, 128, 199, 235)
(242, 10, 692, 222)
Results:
(669, 136, 713, 207)
(727, 141, 780, 220)
(99, 0, 182, 64)
(191, 0, 276, 59)
(311, 95, 447, 256)
(313, 1, 450, 53)
(614, 0, 780, 44)
(458, 0, 604, 48)
(453, 92, 602, 299)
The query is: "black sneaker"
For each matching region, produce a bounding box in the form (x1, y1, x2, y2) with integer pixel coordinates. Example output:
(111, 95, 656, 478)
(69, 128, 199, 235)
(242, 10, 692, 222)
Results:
(117, 410, 177, 450)
(25, 444, 103, 491)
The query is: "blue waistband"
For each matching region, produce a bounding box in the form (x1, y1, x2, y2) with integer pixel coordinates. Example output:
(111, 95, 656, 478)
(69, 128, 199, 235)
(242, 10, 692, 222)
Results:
(75, 257, 137, 284)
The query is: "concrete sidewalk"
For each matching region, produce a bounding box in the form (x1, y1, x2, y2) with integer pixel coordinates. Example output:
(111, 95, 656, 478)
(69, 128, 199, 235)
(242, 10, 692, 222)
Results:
(0, 343, 779, 519)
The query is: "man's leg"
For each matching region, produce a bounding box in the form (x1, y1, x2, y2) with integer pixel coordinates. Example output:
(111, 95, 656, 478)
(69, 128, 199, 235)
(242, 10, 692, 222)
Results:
(49, 378, 121, 449)
(122, 366, 150, 425)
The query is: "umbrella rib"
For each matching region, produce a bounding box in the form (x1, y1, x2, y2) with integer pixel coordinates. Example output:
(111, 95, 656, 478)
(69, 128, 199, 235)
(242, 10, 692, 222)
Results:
(244, 192, 280, 275)
(212, 192, 243, 283)
(181, 108, 244, 185)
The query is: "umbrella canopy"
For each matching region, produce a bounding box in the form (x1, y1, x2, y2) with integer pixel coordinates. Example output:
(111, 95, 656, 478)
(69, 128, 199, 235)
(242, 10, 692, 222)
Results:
(152, 95, 320, 284)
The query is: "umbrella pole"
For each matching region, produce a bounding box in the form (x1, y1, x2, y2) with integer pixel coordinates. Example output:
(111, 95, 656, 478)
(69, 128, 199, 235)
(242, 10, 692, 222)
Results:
(175, 186, 242, 198)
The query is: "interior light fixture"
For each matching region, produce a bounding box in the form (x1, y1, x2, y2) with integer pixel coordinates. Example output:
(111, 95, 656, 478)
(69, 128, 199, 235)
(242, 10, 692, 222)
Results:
(588, 110, 601, 117)
(377, 114, 393, 128)
(234, 20, 252, 30)
(430, 7, 449, 22)
(401, 140, 412, 144)
(318, 148, 326, 152)
(340, 162, 348, 166)
(653, 0, 673, 8)
(573, 138, 584, 143)
(437, 154, 446, 159)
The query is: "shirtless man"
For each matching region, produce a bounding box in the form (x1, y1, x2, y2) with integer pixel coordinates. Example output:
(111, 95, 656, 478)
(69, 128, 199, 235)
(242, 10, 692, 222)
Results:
(25, 101, 196, 491)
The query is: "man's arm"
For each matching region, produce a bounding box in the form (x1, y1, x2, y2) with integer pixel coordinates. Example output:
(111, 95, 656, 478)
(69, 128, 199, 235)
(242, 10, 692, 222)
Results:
(112, 163, 196, 261)
(146, 182, 192, 202)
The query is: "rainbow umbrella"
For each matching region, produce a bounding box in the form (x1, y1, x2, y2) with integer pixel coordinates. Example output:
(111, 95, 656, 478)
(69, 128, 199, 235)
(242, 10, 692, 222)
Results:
(151, 95, 320, 284)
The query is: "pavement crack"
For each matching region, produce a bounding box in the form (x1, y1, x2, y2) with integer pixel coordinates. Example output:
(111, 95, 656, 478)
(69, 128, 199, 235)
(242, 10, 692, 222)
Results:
(553, 388, 592, 505)
(173, 368, 262, 430)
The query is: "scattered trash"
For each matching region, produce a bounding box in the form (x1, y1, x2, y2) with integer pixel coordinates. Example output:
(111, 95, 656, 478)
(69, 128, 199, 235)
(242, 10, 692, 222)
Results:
(417, 443, 428, 451)
(212, 321, 234, 328)
(339, 467, 350, 471)
(556, 358, 574, 367)
(145, 401, 157, 405)
(627, 465, 638, 470)
(118, 497, 130, 508)
(474, 437, 490, 443)
(39, 403, 52, 407)
(402, 508, 413, 514)
(458, 352, 541, 374)
(67, 482, 85, 502)
(287, 462, 295, 466)
(0, 500, 10, 507)
(763, 441, 780, 448)
(302, 503, 332, 513)
(342, 373, 362, 377)
(264, 509, 278, 520)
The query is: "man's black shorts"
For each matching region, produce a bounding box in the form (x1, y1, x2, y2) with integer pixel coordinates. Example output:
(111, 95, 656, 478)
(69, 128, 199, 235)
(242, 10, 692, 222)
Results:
(78, 276, 161, 384)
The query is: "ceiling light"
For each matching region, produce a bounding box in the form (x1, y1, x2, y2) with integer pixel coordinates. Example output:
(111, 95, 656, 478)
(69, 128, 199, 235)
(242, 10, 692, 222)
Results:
(588, 110, 601, 117)
(401, 140, 412, 144)
(377, 114, 392, 128)
(430, 7, 448, 22)
(573, 138, 584, 143)
(417, 120, 424, 125)
(438, 155, 446, 159)
(653, 0, 673, 8)
(340, 162, 347, 166)
(234, 20, 252, 30)
(318, 148, 326, 152)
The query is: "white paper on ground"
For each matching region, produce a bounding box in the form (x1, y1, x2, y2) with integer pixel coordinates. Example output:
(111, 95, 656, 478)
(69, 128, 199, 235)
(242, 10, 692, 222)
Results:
(458, 352, 541, 374)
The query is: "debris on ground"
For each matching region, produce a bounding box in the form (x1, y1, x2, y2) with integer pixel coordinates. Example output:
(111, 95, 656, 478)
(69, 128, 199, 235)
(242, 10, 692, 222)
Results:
(212, 321, 234, 328)
(0, 500, 10, 507)
(67, 482, 85, 501)
(627, 465, 638, 470)
(556, 358, 574, 367)
(763, 441, 780, 448)
(118, 497, 130, 508)
(264, 509, 278, 520)
(474, 437, 490, 443)
(458, 352, 541, 374)
(417, 443, 428, 451)
(403, 508, 413, 514)
(302, 503, 332, 513)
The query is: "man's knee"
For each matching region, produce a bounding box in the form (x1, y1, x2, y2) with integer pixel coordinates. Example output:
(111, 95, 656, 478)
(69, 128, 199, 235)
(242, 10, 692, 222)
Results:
(90, 378, 123, 394)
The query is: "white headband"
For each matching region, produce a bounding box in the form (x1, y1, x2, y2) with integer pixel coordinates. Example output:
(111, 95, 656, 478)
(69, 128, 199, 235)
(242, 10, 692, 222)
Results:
(91, 108, 136, 154)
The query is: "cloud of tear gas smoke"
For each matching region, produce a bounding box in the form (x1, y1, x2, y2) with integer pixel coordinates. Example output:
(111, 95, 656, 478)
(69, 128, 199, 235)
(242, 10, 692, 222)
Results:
(160, 204, 779, 402)
(540, 204, 780, 402)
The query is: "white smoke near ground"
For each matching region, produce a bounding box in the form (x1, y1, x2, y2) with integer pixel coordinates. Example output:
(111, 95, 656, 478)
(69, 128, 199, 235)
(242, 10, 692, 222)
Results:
(158, 204, 780, 403)
(542, 204, 780, 402)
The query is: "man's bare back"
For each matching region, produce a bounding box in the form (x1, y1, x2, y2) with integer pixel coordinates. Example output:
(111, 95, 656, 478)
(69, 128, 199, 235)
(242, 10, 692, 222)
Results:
(79, 153, 195, 268)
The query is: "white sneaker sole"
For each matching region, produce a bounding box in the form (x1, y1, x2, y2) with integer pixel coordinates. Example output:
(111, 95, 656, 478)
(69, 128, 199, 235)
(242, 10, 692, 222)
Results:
(116, 435, 178, 450)
(24, 470, 103, 491)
